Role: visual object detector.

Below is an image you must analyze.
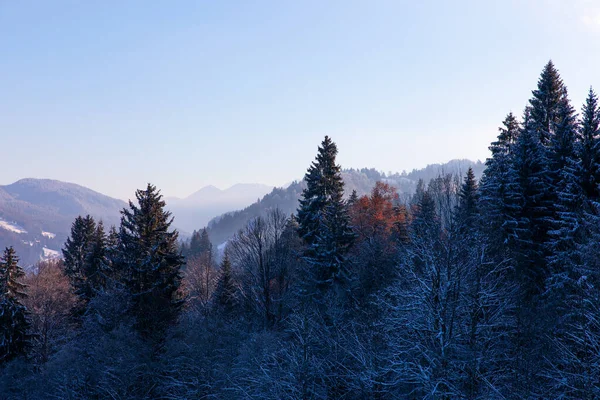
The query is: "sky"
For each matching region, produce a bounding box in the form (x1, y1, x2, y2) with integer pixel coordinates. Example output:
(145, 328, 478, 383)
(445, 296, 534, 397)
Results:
(2, 0, 600, 200)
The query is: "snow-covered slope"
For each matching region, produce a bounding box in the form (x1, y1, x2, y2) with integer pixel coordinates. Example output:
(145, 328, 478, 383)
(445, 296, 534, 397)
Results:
(0, 178, 126, 266)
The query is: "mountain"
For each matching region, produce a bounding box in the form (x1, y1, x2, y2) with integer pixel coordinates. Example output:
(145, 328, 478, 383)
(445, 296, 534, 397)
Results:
(206, 159, 484, 245)
(0, 161, 483, 265)
(0, 178, 126, 267)
(166, 183, 274, 233)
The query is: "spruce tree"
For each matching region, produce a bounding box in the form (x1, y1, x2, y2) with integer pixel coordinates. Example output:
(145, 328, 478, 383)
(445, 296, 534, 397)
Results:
(579, 87, 600, 200)
(412, 189, 438, 241)
(0, 247, 31, 363)
(198, 228, 213, 259)
(81, 221, 110, 300)
(548, 89, 578, 174)
(297, 136, 355, 293)
(213, 252, 237, 315)
(511, 109, 553, 297)
(479, 113, 521, 259)
(347, 189, 358, 207)
(188, 230, 202, 257)
(529, 60, 566, 146)
(62, 215, 97, 292)
(119, 184, 184, 340)
(456, 167, 479, 233)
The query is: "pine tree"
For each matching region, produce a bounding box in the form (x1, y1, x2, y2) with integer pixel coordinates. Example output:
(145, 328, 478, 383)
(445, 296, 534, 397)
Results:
(479, 113, 521, 259)
(548, 89, 578, 173)
(579, 87, 600, 200)
(0, 247, 31, 363)
(297, 136, 355, 293)
(511, 109, 553, 297)
(119, 184, 184, 340)
(412, 189, 438, 241)
(62, 215, 97, 292)
(188, 230, 202, 257)
(529, 60, 566, 147)
(198, 228, 213, 260)
(347, 189, 358, 207)
(504, 107, 555, 396)
(456, 167, 479, 233)
(81, 221, 110, 300)
(105, 225, 122, 282)
(213, 252, 237, 315)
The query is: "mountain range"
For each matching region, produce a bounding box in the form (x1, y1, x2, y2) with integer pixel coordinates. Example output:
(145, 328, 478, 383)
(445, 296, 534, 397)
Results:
(0, 159, 483, 266)
(165, 183, 275, 233)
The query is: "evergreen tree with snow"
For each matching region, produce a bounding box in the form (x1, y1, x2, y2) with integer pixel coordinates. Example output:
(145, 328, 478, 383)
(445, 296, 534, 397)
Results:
(297, 136, 355, 294)
(511, 108, 553, 297)
(213, 252, 237, 315)
(479, 113, 521, 259)
(548, 88, 578, 176)
(0, 247, 31, 363)
(62, 215, 96, 293)
(119, 184, 184, 340)
(529, 60, 566, 147)
(455, 167, 479, 233)
(80, 221, 111, 300)
(579, 87, 600, 201)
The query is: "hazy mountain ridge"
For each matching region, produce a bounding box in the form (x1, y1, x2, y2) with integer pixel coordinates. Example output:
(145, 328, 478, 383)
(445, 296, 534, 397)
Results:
(206, 159, 484, 245)
(166, 183, 274, 233)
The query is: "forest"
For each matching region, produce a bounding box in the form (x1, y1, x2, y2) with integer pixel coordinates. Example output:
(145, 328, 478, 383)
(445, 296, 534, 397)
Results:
(1, 60, 600, 399)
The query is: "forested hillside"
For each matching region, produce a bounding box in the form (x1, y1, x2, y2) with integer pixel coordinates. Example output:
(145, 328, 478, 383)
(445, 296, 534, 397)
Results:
(0, 179, 125, 266)
(207, 159, 483, 245)
(2, 61, 600, 399)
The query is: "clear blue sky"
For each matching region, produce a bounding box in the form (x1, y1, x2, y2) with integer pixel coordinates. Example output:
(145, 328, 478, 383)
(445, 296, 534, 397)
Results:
(2, 0, 599, 200)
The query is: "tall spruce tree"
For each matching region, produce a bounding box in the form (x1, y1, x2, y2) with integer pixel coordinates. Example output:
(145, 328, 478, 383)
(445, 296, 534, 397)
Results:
(511, 108, 553, 297)
(63, 215, 97, 293)
(479, 113, 521, 259)
(529, 60, 566, 147)
(579, 87, 600, 201)
(297, 136, 355, 293)
(0, 247, 31, 363)
(119, 184, 184, 340)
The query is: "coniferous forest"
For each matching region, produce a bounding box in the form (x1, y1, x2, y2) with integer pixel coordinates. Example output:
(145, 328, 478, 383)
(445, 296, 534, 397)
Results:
(2, 61, 600, 399)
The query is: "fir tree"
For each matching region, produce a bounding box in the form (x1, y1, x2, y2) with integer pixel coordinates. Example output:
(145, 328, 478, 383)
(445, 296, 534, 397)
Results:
(81, 221, 110, 300)
(511, 109, 553, 297)
(578, 87, 600, 200)
(62, 215, 96, 292)
(529, 60, 566, 146)
(456, 167, 479, 233)
(479, 113, 521, 258)
(0, 247, 31, 363)
(213, 252, 237, 315)
(412, 189, 438, 241)
(547, 87, 578, 186)
(347, 189, 358, 207)
(297, 136, 355, 293)
(119, 184, 184, 340)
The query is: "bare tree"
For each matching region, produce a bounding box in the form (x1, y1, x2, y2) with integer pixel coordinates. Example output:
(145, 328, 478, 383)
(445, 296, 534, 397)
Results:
(228, 208, 296, 329)
(23, 259, 78, 364)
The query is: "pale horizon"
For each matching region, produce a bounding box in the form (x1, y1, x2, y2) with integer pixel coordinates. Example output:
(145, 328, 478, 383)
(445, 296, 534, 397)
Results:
(2, 0, 599, 199)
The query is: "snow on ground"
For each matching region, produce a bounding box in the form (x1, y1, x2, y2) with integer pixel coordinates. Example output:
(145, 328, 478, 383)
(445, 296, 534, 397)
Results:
(0, 219, 27, 234)
(42, 231, 56, 239)
(42, 247, 61, 260)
